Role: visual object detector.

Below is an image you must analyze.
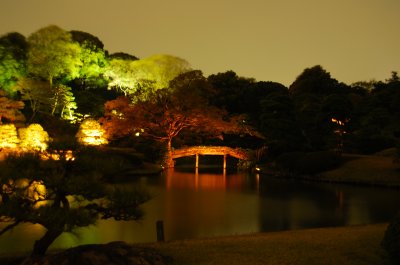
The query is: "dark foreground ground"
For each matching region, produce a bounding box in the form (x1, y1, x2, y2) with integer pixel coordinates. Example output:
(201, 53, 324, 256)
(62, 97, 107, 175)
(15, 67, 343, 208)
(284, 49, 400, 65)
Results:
(140, 223, 389, 265)
(0, 224, 390, 265)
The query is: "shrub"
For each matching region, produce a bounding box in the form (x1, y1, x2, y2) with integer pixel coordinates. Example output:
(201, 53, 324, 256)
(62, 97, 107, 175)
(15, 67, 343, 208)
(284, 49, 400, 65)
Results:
(19, 123, 51, 151)
(275, 151, 341, 176)
(295, 151, 341, 175)
(382, 212, 400, 264)
(275, 152, 305, 176)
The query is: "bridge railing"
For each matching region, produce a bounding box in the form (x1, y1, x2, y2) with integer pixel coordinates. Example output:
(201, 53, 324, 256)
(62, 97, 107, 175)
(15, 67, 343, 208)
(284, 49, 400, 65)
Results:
(166, 146, 253, 169)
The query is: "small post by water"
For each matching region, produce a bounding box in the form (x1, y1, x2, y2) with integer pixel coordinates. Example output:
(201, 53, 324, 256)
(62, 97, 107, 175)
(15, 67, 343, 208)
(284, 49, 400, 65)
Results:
(156, 220, 165, 242)
(223, 154, 227, 170)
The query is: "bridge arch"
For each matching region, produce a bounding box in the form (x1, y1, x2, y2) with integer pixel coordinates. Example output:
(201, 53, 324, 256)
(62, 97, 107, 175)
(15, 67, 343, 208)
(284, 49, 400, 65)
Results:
(165, 146, 252, 169)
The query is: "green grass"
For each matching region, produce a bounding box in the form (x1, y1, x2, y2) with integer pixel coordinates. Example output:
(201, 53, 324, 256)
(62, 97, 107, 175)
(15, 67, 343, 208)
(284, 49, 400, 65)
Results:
(142, 224, 390, 265)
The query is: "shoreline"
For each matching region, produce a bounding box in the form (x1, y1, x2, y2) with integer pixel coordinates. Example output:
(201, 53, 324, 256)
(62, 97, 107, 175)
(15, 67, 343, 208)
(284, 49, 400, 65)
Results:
(0, 223, 390, 265)
(260, 152, 400, 189)
(139, 223, 389, 265)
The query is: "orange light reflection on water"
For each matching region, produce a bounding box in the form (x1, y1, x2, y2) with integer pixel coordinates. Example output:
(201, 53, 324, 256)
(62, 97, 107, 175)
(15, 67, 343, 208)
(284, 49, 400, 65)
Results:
(165, 169, 247, 190)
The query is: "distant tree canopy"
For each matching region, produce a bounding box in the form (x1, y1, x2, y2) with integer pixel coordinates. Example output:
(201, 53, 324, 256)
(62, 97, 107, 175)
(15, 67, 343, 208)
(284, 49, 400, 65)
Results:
(108, 52, 139, 61)
(27, 25, 82, 85)
(0, 25, 399, 157)
(0, 32, 28, 96)
(104, 54, 191, 96)
(287, 66, 353, 150)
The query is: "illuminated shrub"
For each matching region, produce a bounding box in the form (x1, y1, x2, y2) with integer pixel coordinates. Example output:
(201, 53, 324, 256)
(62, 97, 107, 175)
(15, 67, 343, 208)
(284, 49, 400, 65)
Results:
(0, 124, 20, 149)
(76, 118, 108, 146)
(19, 124, 51, 151)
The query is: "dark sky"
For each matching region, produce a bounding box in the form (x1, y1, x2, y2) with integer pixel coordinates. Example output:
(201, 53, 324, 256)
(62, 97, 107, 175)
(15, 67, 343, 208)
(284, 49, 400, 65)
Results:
(1, 0, 399, 86)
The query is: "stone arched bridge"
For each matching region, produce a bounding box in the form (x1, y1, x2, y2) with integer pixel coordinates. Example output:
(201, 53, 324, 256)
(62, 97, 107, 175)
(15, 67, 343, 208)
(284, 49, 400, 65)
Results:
(165, 146, 251, 169)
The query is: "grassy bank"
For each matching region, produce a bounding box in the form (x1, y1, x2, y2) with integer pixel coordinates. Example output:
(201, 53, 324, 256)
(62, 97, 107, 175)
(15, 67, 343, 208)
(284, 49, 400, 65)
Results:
(143, 224, 389, 265)
(0, 224, 389, 265)
(319, 153, 400, 187)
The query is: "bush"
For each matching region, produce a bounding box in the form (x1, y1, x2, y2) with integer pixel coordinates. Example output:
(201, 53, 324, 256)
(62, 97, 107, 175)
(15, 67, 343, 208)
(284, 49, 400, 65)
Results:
(382, 212, 400, 264)
(275, 151, 341, 176)
(275, 152, 305, 176)
(296, 151, 341, 175)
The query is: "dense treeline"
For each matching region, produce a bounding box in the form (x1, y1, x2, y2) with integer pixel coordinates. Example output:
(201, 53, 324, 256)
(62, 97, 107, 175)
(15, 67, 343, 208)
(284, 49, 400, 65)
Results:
(1, 25, 399, 160)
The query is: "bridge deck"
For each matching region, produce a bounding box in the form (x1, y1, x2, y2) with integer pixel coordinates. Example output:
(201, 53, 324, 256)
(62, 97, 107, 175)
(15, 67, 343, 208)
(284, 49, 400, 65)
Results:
(171, 146, 250, 160)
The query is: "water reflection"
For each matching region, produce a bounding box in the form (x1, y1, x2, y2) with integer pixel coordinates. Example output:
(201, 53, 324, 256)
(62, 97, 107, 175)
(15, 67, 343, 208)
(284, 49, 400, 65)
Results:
(165, 168, 248, 190)
(1, 169, 400, 254)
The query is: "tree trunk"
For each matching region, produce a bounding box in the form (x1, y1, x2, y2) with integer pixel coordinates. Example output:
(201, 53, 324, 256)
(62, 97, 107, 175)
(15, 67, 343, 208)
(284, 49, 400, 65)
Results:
(164, 139, 174, 168)
(31, 227, 63, 257)
(167, 138, 172, 153)
(49, 76, 58, 116)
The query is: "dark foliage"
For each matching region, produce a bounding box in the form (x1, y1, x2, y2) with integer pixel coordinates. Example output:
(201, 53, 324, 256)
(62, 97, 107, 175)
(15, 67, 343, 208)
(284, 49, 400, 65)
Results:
(275, 151, 341, 176)
(382, 212, 400, 264)
(108, 52, 139, 61)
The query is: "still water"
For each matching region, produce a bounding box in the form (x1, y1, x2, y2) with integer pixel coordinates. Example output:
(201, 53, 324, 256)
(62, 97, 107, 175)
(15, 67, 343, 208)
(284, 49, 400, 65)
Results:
(1, 168, 400, 254)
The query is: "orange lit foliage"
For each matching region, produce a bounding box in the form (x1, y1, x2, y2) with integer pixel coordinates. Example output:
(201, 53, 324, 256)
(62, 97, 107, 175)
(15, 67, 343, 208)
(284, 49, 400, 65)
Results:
(102, 71, 247, 151)
(18, 124, 51, 151)
(76, 118, 108, 146)
(0, 90, 25, 125)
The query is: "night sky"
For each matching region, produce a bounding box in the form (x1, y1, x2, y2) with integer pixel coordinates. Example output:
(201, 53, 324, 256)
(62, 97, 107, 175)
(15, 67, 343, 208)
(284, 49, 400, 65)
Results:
(1, 0, 399, 86)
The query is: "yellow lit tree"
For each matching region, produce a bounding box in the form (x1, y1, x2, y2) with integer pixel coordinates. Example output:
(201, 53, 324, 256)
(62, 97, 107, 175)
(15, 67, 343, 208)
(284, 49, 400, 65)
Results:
(18, 124, 50, 152)
(0, 124, 20, 149)
(105, 54, 190, 96)
(76, 118, 108, 146)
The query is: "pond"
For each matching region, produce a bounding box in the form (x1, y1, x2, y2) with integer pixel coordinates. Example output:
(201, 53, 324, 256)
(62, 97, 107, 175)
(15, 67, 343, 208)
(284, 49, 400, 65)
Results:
(1, 167, 400, 254)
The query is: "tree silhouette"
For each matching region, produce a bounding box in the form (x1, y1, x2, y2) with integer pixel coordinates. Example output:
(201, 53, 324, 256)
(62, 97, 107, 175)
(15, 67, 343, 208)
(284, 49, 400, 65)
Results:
(0, 150, 150, 258)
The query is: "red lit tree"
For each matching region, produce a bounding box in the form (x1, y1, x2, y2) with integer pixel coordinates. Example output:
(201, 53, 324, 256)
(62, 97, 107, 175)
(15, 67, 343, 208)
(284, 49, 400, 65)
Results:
(0, 89, 25, 125)
(101, 71, 256, 165)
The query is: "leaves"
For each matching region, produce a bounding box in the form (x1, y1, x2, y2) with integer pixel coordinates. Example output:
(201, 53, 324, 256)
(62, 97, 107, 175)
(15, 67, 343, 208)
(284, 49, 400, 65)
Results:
(27, 25, 82, 82)
(104, 54, 191, 96)
(0, 150, 150, 255)
(0, 90, 25, 124)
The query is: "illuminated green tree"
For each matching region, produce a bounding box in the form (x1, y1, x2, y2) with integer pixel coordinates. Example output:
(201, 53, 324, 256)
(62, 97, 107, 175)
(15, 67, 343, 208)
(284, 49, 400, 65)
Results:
(54, 84, 77, 121)
(105, 54, 190, 96)
(14, 78, 52, 119)
(70, 30, 108, 82)
(0, 32, 28, 96)
(27, 25, 81, 115)
(0, 150, 150, 258)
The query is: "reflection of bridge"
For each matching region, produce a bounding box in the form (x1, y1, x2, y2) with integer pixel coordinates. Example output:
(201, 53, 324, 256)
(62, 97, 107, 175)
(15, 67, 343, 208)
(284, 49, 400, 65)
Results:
(167, 146, 251, 169)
